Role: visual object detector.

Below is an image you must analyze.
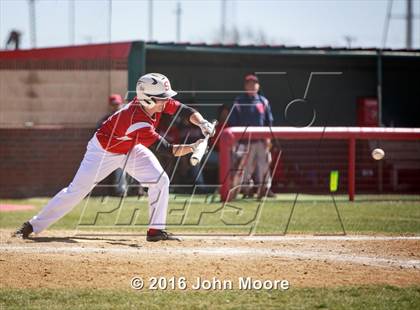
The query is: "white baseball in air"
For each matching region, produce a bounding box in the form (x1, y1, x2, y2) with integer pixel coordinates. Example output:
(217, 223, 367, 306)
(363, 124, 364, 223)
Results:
(372, 148, 385, 160)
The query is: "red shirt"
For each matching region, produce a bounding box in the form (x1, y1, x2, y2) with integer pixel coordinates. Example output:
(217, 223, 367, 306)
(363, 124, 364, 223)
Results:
(96, 97, 181, 154)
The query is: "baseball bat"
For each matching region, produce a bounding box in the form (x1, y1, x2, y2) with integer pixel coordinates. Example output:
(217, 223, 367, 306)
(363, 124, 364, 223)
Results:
(190, 120, 217, 166)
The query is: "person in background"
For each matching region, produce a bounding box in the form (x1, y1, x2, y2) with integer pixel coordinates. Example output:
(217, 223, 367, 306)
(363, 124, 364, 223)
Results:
(97, 94, 125, 126)
(228, 74, 275, 199)
(5, 30, 21, 50)
(212, 104, 230, 152)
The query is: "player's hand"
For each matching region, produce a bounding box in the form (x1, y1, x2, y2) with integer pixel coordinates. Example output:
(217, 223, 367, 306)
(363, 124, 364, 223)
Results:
(199, 120, 215, 137)
(190, 139, 204, 152)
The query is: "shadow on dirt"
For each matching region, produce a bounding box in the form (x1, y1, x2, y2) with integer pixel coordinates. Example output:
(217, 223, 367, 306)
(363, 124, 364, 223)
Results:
(28, 236, 136, 245)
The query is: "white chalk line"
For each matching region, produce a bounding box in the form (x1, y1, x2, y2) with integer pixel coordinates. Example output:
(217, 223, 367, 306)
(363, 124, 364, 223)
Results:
(1, 245, 419, 269)
(71, 234, 420, 241)
(179, 235, 420, 241)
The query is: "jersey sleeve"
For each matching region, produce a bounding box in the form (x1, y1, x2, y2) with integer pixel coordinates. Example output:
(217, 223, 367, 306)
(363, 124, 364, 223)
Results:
(126, 122, 160, 147)
(149, 136, 174, 157)
(163, 99, 181, 115)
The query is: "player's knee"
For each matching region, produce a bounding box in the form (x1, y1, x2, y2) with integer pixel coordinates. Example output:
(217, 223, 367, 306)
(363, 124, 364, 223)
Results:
(159, 172, 170, 188)
(149, 171, 170, 188)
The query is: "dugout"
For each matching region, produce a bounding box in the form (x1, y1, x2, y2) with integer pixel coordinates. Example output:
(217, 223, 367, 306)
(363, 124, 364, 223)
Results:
(138, 42, 420, 128)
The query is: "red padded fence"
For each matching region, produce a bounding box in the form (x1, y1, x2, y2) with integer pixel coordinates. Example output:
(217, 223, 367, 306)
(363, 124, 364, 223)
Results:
(219, 127, 420, 202)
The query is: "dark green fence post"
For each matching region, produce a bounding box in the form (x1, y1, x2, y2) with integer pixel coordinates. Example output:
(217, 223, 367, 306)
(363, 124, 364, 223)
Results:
(127, 41, 146, 100)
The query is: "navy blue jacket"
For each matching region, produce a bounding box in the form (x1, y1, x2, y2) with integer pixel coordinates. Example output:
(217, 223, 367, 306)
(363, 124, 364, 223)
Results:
(228, 93, 274, 127)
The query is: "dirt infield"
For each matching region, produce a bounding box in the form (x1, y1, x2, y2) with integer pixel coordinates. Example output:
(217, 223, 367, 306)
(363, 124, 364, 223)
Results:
(1, 230, 419, 290)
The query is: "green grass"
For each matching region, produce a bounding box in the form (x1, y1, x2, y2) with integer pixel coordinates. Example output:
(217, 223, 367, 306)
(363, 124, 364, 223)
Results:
(1, 286, 419, 309)
(1, 195, 420, 235)
(1, 197, 420, 309)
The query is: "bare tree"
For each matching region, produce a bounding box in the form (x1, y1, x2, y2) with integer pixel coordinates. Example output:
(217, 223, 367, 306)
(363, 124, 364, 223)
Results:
(213, 26, 276, 45)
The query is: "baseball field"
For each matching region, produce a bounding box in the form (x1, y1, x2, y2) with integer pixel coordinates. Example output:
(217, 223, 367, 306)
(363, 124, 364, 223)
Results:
(1, 195, 419, 309)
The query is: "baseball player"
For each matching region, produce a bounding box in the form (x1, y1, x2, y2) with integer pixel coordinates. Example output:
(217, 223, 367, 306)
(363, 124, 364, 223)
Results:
(14, 73, 215, 242)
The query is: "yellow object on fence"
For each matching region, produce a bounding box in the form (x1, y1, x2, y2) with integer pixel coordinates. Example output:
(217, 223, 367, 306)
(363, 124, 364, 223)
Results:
(330, 170, 339, 192)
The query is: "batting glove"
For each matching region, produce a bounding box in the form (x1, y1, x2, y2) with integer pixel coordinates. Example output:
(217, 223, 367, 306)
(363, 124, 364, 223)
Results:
(199, 120, 215, 137)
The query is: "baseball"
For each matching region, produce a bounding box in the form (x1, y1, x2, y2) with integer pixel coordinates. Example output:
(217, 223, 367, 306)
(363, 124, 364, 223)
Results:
(372, 148, 385, 160)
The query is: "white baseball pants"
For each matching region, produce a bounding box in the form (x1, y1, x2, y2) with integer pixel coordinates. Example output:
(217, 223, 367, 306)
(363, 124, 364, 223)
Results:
(29, 135, 170, 233)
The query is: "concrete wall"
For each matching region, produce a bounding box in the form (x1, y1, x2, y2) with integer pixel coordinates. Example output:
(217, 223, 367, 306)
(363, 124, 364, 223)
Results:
(0, 128, 93, 198)
(0, 70, 127, 126)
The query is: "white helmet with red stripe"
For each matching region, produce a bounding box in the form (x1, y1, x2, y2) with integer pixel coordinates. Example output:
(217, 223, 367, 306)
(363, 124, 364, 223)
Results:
(136, 73, 177, 108)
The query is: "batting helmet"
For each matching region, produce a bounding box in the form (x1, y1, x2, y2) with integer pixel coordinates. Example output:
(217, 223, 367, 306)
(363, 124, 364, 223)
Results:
(136, 73, 177, 108)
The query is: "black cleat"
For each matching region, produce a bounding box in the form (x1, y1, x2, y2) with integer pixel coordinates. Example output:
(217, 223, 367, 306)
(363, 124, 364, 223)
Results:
(146, 230, 181, 242)
(14, 221, 33, 239)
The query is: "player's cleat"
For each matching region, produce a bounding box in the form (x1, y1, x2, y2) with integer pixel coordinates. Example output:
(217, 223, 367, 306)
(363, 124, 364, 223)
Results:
(266, 190, 277, 198)
(257, 189, 277, 200)
(146, 229, 181, 242)
(242, 192, 255, 199)
(13, 221, 33, 239)
(241, 186, 255, 199)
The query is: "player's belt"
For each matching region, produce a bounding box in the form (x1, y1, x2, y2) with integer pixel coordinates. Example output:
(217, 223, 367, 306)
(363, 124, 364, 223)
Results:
(96, 132, 132, 141)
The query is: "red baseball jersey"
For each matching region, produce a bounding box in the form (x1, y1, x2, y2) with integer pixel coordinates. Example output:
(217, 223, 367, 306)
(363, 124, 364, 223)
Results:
(96, 98, 181, 154)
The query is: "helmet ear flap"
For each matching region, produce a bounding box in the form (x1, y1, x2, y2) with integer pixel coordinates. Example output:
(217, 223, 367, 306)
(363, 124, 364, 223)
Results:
(135, 80, 145, 99)
(140, 99, 155, 109)
(136, 81, 156, 109)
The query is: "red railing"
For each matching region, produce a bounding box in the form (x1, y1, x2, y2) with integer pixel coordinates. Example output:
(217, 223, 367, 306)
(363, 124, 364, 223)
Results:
(219, 127, 420, 201)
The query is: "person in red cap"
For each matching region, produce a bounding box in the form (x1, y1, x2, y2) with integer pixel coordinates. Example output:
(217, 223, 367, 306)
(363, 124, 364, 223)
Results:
(228, 74, 275, 199)
(105, 94, 124, 120)
(96, 94, 125, 129)
(109, 94, 123, 104)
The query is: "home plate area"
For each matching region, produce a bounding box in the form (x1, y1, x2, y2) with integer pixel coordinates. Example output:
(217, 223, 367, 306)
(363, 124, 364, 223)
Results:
(1, 230, 419, 290)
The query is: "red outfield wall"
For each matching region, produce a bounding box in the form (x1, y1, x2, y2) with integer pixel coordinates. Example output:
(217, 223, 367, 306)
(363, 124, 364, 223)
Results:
(219, 127, 420, 201)
(1, 127, 419, 199)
